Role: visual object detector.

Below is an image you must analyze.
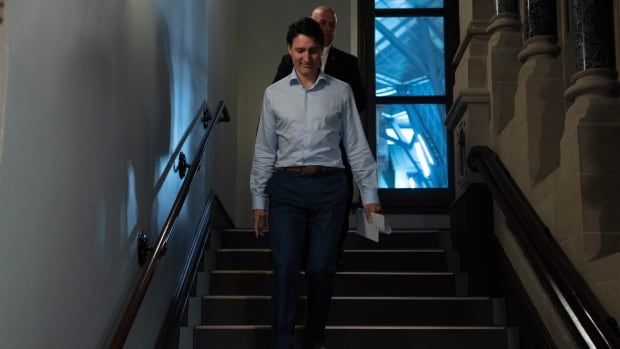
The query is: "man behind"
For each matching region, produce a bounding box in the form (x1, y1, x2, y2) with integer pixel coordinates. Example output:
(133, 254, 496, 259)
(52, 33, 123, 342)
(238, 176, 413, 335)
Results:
(273, 5, 367, 269)
(251, 17, 380, 349)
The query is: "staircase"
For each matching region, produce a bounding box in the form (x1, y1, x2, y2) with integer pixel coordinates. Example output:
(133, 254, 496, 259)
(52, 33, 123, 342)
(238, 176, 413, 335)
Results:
(181, 223, 516, 348)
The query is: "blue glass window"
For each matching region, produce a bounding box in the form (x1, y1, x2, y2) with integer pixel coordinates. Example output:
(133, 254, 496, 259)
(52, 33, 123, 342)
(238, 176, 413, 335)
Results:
(375, 0, 443, 9)
(375, 17, 445, 96)
(376, 104, 448, 188)
(369, 1, 450, 190)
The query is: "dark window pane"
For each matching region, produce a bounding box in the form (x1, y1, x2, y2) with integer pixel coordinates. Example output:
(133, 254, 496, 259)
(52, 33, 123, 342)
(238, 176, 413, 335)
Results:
(375, 0, 443, 9)
(375, 17, 445, 96)
(376, 104, 448, 189)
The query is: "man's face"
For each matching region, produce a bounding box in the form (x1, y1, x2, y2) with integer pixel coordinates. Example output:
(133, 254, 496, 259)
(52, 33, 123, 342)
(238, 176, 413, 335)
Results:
(311, 9, 336, 47)
(288, 34, 322, 78)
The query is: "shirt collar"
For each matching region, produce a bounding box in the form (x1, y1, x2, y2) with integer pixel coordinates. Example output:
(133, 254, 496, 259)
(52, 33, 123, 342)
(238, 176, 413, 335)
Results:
(288, 69, 328, 89)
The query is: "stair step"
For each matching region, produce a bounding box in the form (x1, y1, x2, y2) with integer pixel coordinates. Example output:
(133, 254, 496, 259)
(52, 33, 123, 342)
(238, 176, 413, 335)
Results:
(191, 226, 511, 349)
(207, 271, 465, 296)
(201, 296, 497, 326)
(213, 229, 450, 250)
(210, 249, 451, 271)
(193, 325, 509, 349)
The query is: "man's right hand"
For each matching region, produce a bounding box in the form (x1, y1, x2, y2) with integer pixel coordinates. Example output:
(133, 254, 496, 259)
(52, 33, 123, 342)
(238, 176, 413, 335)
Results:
(253, 209, 268, 238)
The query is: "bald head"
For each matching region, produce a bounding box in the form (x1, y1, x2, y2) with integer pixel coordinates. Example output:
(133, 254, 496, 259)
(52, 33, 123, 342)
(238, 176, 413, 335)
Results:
(311, 5, 337, 47)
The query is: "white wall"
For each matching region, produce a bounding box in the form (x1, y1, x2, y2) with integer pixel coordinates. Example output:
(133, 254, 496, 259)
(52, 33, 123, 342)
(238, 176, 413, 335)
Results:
(0, 0, 238, 348)
(0, 0, 359, 345)
(0, 3, 6, 163)
(232, 0, 353, 226)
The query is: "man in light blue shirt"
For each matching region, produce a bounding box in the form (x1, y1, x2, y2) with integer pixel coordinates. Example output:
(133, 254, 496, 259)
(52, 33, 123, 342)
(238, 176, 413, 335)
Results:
(250, 17, 380, 349)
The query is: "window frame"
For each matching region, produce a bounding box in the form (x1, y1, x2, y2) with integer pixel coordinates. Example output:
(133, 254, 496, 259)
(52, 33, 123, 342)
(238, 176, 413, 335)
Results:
(358, 0, 459, 211)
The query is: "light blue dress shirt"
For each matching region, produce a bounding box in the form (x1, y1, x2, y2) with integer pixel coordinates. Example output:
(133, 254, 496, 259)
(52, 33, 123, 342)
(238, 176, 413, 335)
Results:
(250, 70, 379, 210)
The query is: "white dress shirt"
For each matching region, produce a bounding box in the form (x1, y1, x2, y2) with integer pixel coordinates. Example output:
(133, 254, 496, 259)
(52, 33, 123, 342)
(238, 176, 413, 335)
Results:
(250, 70, 379, 210)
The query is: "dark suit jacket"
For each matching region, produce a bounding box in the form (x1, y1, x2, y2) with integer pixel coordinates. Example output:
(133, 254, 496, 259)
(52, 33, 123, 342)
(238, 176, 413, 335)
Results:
(273, 46, 367, 113)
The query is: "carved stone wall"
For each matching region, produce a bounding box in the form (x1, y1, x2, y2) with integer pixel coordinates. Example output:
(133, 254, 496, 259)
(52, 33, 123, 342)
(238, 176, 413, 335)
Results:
(452, 0, 620, 345)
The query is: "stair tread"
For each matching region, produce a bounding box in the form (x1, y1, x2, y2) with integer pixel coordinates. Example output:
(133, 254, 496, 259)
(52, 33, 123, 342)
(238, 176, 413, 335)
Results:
(221, 228, 449, 233)
(194, 325, 509, 349)
(213, 229, 451, 250)
(215, 248, 446, 252)
(196, 325, 506, 330)
(202, 295, 489, 300)
(208, 248, 456, 272)
(200, 295, 497, 326)
(206, 271, 463, 297)
(209, 270, 455, 275)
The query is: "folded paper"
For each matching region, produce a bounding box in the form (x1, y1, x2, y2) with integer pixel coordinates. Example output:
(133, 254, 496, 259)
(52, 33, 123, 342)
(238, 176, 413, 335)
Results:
(355, 209, 392, 242)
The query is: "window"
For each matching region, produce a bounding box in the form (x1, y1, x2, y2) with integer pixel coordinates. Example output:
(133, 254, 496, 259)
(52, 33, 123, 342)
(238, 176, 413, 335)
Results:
(360, 1, 457, 200)
(375, 0, 443, 9)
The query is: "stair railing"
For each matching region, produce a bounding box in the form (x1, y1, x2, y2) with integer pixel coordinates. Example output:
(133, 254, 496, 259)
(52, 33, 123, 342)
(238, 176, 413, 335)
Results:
(108, 100, 230, 348)
(468, 145, 620, 349)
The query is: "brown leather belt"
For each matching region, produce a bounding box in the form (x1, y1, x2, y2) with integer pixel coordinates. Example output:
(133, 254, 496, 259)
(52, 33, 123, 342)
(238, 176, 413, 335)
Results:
(276, 165, 340, 174)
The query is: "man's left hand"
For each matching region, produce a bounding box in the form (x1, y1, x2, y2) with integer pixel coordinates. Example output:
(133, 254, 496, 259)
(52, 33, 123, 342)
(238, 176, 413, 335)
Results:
(363, 203, 382, 223)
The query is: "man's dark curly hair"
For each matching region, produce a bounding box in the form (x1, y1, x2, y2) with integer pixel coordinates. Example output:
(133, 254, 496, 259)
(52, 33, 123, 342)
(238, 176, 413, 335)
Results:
(286, 17, 325, 47)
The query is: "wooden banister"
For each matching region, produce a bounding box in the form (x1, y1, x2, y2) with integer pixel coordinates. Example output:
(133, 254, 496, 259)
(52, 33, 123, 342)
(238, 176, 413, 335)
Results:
(468, 146, 620, 349)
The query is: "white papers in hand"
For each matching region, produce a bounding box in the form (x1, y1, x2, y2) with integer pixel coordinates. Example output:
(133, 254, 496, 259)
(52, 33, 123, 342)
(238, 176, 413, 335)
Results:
(355, 209, 392, 242)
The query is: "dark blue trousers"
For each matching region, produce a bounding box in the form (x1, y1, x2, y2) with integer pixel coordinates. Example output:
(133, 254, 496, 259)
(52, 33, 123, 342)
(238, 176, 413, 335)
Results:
(267, 170, 347, 349)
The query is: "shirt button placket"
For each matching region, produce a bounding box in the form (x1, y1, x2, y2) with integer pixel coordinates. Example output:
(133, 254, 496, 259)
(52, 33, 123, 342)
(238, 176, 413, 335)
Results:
(302, 91, 309, 164)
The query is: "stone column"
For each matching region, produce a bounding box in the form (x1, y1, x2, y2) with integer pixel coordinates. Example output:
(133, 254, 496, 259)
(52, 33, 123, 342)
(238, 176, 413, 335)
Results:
(518, 0, 561, 61)
(492, 0, 518, 15)
(506, 0, 564, 187)
(486, 0, 520, 135)
(520, 0, 559, 58)
(556, 0, 620, 267)
(564, 0, 618, 100)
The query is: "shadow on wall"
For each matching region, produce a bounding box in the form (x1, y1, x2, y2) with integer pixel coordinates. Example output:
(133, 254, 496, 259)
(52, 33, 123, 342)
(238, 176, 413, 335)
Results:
(98, 0, 215, 344)
(584, 126, 620, 262)
(91, 3, 173, 345)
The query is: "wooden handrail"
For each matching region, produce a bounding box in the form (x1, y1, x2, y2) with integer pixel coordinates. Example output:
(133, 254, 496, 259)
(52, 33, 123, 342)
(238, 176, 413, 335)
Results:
(107, 100, 230, 349)
(155, 194, 234, 348)
(468, 146, 620, 349)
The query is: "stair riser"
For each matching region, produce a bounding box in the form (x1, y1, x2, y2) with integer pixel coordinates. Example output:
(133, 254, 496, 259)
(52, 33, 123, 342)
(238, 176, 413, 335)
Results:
(208, 274, 457, 296)
(211, 251, 448, 271)
(214, 231, 447, 249)
(194, 328, 508, 349)
(201, 298, 495, 326)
